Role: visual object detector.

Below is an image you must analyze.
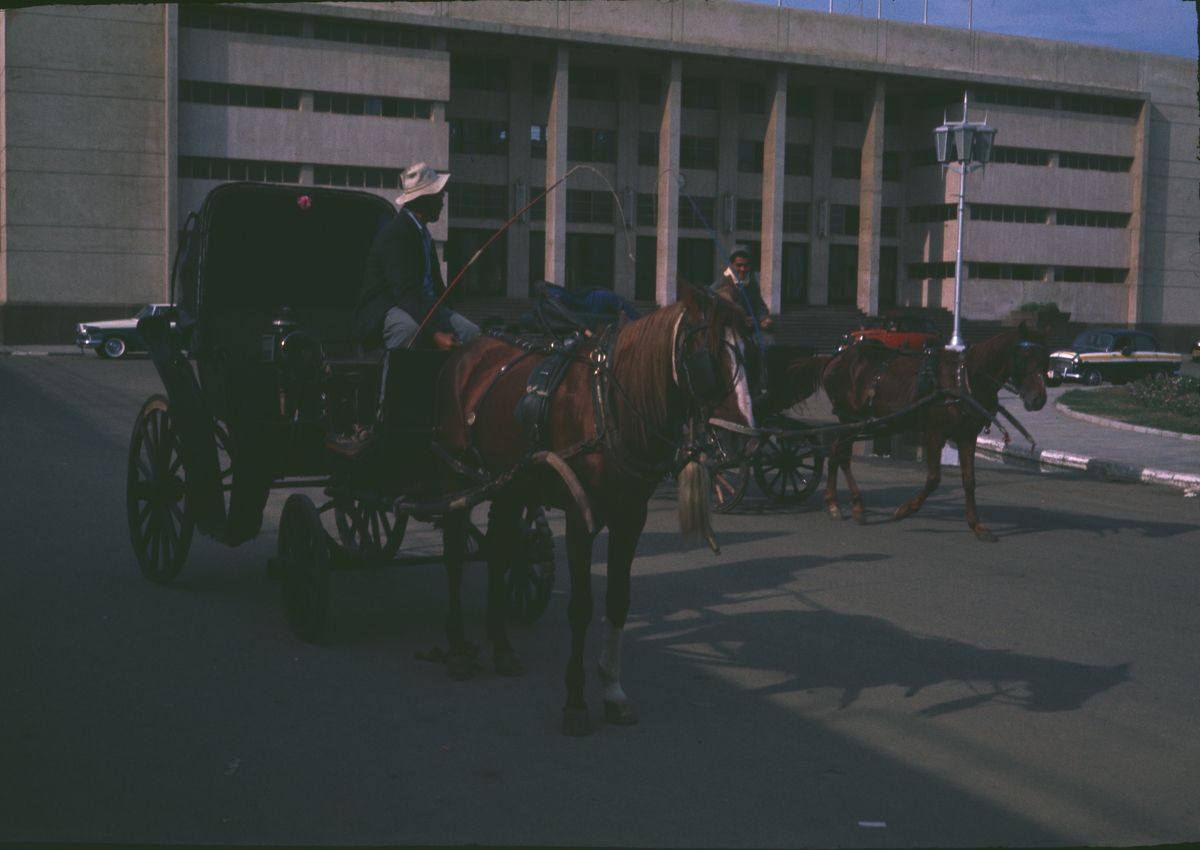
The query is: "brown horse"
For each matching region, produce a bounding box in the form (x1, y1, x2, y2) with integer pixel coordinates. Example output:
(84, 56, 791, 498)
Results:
(786, 325, 1048, 542)
(433, 279, 755, 735)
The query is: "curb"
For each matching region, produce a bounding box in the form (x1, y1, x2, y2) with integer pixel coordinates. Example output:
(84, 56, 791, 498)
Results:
(976, 435, 1200, 493)
(0, 346, 85, 356)
(1054, 401, 1200, 442)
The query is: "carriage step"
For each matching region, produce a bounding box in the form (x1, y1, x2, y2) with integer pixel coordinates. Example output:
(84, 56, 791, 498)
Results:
(325, 428, 381, 459)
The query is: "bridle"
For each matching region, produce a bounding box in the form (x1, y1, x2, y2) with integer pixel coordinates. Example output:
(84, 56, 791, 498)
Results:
(974, 339, 1048, 395)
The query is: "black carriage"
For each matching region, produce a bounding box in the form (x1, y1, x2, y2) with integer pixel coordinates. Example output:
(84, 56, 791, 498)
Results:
(127, 182, 555, 639)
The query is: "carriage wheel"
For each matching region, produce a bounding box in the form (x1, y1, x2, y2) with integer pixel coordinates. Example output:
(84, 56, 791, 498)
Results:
(127, 394, 194, 585)
(278, 494, 331, 642)
(709, 460, 750, 513)
(753, 423, 824, 505)
(504, 506, 556, 625)
(331, 493, 407, 565)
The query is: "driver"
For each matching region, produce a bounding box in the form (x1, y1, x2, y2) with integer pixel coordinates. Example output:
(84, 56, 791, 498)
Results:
(711, 244, 774, 344)
(352, 162, 480, 352)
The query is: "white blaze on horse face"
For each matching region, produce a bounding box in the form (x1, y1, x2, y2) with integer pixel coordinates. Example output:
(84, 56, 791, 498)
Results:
(597, 620, 628, 704)
(727, 328, 755, 428)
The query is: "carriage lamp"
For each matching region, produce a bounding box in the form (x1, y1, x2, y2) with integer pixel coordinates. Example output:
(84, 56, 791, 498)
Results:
(934, 92, 997, 351)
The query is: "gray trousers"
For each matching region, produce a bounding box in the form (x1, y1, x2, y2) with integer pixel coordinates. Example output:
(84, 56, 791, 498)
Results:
(382, 306, 480, 350)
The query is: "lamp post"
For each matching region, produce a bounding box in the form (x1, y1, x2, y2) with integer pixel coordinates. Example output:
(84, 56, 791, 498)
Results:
(934, 91, 996, 350)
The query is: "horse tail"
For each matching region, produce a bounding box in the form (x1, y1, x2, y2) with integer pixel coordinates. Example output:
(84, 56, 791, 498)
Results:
(783, 355, 832, 404)
(678, 459, 720, 554)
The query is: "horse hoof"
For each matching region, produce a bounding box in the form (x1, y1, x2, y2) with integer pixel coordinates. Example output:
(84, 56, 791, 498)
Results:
(974, 526, 997, 543)
(603, 700, 638, 726)
(892, 505, 912, 522)
(852, 510, 866, 525)
(493, 649, 524, 677)
(827, 505, 844, 521)
(446, 654, 477, 680)
(561, 707, 594, 737)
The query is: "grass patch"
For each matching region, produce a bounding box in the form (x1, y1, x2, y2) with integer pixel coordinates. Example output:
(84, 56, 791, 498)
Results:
(1059, 385, 1200, 436)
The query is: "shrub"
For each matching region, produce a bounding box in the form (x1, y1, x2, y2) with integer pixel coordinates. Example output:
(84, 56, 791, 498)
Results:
(1017, 301, 1061, 313)
(1127, 374, 1200, 417)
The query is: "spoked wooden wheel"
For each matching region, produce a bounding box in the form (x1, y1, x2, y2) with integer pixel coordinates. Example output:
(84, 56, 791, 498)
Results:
(504, 506, 556, 625)
(127, 394, 194, 584)
(278, 494, 331, 642)
(753, 421, 824, 505)
(331, 492, 407, 565)
(709, 459, 750, 513)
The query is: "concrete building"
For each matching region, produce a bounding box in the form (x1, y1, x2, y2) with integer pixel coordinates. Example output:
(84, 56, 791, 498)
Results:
(1, 1, 1196, 345)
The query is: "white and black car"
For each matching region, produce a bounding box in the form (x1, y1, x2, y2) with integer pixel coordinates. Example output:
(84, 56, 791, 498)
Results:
(76, 304, 179, 359)
(1047, 329, 1181, 387)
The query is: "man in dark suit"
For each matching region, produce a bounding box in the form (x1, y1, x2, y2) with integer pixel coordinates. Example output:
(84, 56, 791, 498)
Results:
(353, 162, 480, 351)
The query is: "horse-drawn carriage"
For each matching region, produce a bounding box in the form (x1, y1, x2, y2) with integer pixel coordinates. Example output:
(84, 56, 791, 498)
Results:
(127, 182, 556, 640)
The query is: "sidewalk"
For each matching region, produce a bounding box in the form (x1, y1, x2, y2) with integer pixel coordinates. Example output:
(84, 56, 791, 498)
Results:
(0, 344, 84, 356)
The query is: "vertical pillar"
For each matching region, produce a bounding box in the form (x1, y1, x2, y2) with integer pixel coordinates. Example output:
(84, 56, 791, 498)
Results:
(614, 66, 639, 300)
(656, 56, 682, 306)
(507, 58, 532, 298)
(163, 4, 178, 302)
(716, 76, 739, 263)
(544, 45, 569, 286)
(760, 68, 788, 316)
(1127, 98, 1150, 325)
(808, 87, 833, 305)
(857, 78, 885, 316)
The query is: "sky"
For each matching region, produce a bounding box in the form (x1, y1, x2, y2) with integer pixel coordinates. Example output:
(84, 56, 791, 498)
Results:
(741, 0, 1198, 59)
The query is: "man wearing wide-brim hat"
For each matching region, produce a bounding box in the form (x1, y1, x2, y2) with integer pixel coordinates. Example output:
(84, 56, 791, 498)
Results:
(353, 162, 480, 351)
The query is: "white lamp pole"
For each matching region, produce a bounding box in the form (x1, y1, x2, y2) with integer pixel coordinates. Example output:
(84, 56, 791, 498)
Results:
(934, 91, 996, 350)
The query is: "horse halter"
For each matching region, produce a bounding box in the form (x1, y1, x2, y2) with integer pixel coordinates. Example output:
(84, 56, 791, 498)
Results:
(1008, 340, 1048, 390)
(672, 313, 744, 409)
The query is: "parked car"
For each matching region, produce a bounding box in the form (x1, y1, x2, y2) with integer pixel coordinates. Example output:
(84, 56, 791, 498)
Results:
(842, 313, 942, 351)
(1046, 329, 1182, 387)
(76, 304, 178, 359)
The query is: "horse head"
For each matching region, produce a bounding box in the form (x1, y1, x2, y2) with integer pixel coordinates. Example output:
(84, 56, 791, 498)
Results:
(1011, 321, 1050, 411)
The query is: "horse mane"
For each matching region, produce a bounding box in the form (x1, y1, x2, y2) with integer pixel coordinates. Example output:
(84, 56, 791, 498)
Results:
(610, 300, 686, 457)
(964, 328, 1021, 384)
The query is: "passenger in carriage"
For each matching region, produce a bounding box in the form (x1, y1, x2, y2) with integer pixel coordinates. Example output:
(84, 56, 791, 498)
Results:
(352, 162, 480, 353)
(711, 244, 774, 343)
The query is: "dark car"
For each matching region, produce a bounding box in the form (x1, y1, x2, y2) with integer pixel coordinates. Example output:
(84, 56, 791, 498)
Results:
(843, 313, 942, 351)
(76, 304, 179, 359)
(1047, 329, 1181, 387)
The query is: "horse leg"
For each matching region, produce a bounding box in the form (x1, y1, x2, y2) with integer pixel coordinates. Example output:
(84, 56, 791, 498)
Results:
(958, 434, 996, 542)
(892, 430, 945, 522)
(839, 444, 868, 525)
(597, 501, 647, 726)
(485, 497, 524, 676)
(562, 507, 597, 736)
(824, 438, 846, 521)
(442, 510, 476, 680)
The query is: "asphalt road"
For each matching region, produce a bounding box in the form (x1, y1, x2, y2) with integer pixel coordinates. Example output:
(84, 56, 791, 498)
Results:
(2, 354, 1199, 848)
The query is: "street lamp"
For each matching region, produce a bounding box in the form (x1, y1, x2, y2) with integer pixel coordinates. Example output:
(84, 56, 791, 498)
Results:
(934, 91, 996, 350)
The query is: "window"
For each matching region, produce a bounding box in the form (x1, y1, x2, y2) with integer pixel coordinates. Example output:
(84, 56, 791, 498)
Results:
(180, 156, 301, 184)
(529, 187, 546, 221)
(566, 190, 613, 224)
(739, 82, 765, 114)
(636, 193, 657, 227)
(975, 86, 1054, 110)
(906, 261, 956, 279)
(884, 96, 905, 125)
(832, 92, 863, 122)
(446, 229, 506, 295)
(315, 91, 432, 119)
(638, 132, 659, 167)
(908, 204, 956, 224)
(786, 86, 814, 118)
(449, 119, 508, 156)
(828, 244, 858, 305)
(450, 56, 509, 92)
(968, 263, 1047, 281)
(785, 144, 812, 177)
(528, 230, 545, 293)
(736, 199, 762, 232)
(567, 127, 616, 162)
(831, 147, 861, 179)
(678, 238, 714, 286)
(737, 140, 764, 174)
(569, 66, 618, 102)
(1055, 209, 1131, 229)
(635, 235, 657, 300)
(782, 202, 809, 234)
(678, 197, 716, 230)
(1061, 96, 1139, 118)
(179, 6, 301, 37)
(880, 207, 898, 238)
(1059, 152, 1133, 173)
(531, 62, 548, 97)
(566, 233, 615, 290)
(1059, 266, 1129, 283)
(970, 204, 1049, 224)
(530, 125, 547, 159)
(882, 151, 902, 182)
(782, 242, 809, 306)
(990, 146, 1052, 166)
(448, 183, 507, 219)
(830, 205, 859, 236)
(181, 81, 300, 110)
(879, 246, 899, 308)
(639, 73, 660, 106)
(682, 77, 718, 110)
(909, 149, 940, 168)
(680, 136, 718, 170)
(312, 164, 400, 188)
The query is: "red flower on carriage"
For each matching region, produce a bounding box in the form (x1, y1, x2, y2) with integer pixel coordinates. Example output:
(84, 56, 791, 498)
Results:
(297, 195, 312, 210)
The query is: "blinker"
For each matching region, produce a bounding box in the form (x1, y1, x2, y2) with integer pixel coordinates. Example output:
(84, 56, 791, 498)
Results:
(682, 348, 721, 402)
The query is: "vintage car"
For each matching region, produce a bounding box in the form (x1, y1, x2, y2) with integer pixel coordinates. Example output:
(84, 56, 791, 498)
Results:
(1046, 329, 1182, 387)
(842, 313, 942, 351)
(76, 304, 178, 359)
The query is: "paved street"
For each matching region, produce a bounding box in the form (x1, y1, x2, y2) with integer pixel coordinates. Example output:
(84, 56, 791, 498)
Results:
(2, 354, 1199, 847)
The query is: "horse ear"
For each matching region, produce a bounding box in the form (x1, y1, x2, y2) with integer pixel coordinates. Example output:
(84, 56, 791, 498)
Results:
(1017, 319, 1028, 334)
(676, 276, 706, 312)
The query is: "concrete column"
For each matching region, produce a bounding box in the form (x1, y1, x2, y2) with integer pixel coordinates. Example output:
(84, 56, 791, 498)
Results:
(808, 87, 833, 305)
(656, 56, 682, 306)
(716, 76, 739, 262)
(1127, 98, 1150, 325)
(614, 66, 639, 300)
(507, 58, 532, 298)
(544, 45, 569, 286)
(856, 78, 885, 316)
(759, 68, 787, 316)
(164, 4, 178, 302)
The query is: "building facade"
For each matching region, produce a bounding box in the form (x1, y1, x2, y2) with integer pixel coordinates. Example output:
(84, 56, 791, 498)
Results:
(1, 1, 1196, 343)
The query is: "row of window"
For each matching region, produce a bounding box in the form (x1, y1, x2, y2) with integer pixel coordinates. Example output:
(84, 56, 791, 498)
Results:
(180, 6, 433, 49)
(906, 262, 1129, 283)
(909, 146, 1132, 173)
(313, 92, 433, 119)
(179, 156, 301, 184)
(181, 80, 433, 119)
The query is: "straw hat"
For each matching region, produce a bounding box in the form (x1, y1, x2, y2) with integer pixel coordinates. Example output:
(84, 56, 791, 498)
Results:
(395, 162, 450, 206)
